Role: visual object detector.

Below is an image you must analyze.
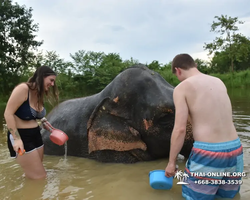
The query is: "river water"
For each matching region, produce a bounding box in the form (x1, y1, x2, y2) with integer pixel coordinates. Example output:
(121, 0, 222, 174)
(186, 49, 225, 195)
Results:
(0, 87, 249, 200)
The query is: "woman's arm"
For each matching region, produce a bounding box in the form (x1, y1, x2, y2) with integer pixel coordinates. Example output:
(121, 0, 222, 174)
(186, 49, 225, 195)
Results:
(4, 83, 28, 152)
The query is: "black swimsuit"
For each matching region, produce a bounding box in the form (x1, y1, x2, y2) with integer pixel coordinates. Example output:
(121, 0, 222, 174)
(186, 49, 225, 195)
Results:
(7, 91, 46, 157)
(15, 91, 46, 120)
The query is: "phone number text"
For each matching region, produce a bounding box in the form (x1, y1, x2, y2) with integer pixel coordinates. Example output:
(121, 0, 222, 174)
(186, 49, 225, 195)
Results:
(194, 180, 243, 185)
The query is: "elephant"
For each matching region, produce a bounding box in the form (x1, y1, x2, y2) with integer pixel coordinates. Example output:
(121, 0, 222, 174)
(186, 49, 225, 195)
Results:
(41, 64, 194, 163)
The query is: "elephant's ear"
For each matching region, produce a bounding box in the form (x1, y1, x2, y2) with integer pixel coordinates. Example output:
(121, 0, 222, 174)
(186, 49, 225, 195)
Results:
(87, 97, 147, 154)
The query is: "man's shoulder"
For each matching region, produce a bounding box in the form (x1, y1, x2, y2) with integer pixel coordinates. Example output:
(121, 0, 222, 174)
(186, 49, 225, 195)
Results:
(175, 79, 191, 90)
(173, 82, 189, 98)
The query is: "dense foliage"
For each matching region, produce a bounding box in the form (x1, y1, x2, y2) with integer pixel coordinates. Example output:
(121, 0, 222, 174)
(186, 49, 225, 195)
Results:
(204, 15, 250, 73)
(0, 0, 42, 95)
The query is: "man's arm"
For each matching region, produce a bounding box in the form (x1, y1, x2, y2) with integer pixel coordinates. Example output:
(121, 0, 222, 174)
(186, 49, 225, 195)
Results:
(165, 84, 189, 177)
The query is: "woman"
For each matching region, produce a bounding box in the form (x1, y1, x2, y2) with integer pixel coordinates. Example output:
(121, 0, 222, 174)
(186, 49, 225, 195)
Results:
(4, 66, 59, 180)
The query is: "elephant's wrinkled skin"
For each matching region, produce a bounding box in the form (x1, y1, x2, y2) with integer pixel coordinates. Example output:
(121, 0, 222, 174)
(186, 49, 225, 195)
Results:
(42, 65, 194, 163)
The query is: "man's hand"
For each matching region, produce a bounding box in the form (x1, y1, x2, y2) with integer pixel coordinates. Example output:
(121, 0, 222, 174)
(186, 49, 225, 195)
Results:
(165, 162, 177, 177)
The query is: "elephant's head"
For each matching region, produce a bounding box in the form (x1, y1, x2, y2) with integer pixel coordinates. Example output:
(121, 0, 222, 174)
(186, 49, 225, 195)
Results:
(87, 64, 193, 161)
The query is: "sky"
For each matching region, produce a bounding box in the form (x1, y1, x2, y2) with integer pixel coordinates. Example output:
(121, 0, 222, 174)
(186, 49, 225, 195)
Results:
(16, 0, 250, 65)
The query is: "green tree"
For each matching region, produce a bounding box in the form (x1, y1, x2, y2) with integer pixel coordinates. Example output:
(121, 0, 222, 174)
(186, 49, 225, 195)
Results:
(210, 51, 230, 73)
(70, 51, 140, 95)
(209, 35, 250, 73)
(194, 58, 210, 74)
(0, 0, 43, 95)
(69, 50, 106, 95)
(90, 53, 125, 92)
(41, 50, 73, 74)
(70, 50, 105, 75)
(147, 60, 163, 72)
(231, 34, 250, 71)
(122, 57, 139, 68)
(204, 15, 244, 72)
(158, 62, 179, 86)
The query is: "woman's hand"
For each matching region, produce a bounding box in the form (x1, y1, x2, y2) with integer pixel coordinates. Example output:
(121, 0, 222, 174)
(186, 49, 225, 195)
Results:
(13, 138, 24, 154)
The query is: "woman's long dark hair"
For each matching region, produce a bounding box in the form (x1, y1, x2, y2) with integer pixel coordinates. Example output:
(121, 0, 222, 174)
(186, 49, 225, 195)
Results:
(27, 66, 59, 111)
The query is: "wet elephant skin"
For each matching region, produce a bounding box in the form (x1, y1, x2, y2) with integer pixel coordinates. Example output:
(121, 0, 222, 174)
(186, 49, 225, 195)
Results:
(42, 64, 194, 163)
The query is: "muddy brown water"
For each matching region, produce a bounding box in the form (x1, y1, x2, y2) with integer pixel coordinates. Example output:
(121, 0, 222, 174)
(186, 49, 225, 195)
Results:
(0, 87, 249, 200)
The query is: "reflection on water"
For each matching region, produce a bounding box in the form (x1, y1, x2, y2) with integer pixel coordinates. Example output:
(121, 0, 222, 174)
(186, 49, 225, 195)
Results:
(234, 114, 250, 133)
(0, 87, 250, 200)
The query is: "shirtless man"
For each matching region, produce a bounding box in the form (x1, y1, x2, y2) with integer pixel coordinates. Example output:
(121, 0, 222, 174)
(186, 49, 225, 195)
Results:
(165, 54, 243, 199)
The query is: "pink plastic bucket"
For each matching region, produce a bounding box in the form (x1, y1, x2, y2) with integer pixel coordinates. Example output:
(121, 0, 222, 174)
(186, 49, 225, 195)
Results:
(49, 129, 69, 146)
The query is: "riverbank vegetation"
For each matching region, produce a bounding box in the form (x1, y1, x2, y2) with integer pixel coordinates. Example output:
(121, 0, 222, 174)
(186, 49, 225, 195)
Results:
(1, 1, 250, 103)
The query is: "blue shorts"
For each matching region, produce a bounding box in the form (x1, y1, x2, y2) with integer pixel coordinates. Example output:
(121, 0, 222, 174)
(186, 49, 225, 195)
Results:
(7, 126, 44, 157)
(182, 138, 244, 200)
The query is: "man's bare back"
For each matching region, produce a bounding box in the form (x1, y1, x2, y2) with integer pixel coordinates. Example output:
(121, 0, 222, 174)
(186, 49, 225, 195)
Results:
(178, 73, 238, 143)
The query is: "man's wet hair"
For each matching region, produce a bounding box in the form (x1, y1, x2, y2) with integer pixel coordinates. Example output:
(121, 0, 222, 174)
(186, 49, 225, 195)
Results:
(171, 54, 196, 74)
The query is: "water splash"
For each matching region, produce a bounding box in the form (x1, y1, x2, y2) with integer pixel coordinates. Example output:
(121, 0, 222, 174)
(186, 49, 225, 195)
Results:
(64, 141, 67, 161)
(53, 141, 69, 169)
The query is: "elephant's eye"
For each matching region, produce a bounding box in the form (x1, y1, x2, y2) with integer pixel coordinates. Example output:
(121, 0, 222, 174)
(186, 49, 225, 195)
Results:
(157, 114, 172, 126)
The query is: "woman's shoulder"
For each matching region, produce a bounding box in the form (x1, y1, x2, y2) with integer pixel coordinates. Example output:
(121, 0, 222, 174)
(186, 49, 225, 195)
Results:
(8, 83, 29, 102)
(15, 83, 29, 91)
(13, 83, 29, 93)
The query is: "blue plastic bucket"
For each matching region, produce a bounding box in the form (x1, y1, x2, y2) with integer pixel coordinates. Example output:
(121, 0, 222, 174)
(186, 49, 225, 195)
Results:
(149, 170, 173, 190)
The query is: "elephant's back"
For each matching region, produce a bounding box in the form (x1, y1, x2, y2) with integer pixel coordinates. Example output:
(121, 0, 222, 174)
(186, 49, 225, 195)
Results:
(46, 94, 101, 133)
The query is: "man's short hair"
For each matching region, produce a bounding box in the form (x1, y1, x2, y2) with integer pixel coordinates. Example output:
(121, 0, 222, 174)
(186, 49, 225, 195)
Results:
(171, 54, 196, 74)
